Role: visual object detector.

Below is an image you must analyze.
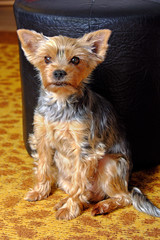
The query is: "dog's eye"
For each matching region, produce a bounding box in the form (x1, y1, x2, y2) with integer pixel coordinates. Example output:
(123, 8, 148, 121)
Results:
(44, 56, 52, 64)
(70, 56, 80, 65)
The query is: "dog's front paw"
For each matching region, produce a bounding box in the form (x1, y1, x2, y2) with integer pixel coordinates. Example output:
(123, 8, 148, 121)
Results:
(25, 190, 40, 202)
(56, 206, 81, 220)
(24, 189, 49, 202)
(56, 207, 73, 220)
(55, 197, 82, 220)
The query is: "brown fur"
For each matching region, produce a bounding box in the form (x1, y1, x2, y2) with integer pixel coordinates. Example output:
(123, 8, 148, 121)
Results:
(17, 29, 160, 220)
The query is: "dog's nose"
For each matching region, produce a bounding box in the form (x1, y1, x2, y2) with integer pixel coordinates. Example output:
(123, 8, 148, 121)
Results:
(53, 70, 67, 80)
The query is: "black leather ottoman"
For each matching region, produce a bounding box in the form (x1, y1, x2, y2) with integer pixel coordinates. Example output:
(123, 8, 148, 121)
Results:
(14, 0, 160, 170)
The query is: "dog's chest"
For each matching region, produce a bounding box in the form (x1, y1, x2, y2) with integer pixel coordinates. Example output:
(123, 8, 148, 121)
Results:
(48, 120, 87, 174)
(36, 96, 89, 158)
(47, 119, 87, 155)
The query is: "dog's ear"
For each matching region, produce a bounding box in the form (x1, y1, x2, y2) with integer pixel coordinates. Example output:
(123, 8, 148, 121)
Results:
(17, 29, 45, 64)
(80, 29, 111, 62)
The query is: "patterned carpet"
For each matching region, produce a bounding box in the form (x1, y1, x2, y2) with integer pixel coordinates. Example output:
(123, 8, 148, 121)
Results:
(0, 32, 160, 240)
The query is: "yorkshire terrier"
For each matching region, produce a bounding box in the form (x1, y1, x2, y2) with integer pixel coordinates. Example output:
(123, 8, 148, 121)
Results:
(17, 29, 160, 220)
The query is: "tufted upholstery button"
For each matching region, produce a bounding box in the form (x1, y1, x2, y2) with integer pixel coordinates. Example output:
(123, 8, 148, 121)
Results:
(14, 0, 160, 169)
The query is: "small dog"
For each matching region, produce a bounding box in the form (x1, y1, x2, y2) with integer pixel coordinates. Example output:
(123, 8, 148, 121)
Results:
(17, 29, 160, 220)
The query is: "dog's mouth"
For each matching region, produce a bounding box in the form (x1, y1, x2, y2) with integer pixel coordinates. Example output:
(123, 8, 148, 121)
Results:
(54, 82, 70, 87)
(47, 81, 73, 88)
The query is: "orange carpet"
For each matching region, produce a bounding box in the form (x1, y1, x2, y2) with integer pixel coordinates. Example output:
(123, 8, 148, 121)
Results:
(0, 32, 160, 240)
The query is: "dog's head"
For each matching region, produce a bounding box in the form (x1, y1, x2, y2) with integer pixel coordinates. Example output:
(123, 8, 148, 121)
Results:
(17, 29, 111, 99)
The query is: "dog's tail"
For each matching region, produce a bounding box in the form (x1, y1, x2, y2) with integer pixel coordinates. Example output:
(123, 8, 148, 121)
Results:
(131, 187, 160, 217)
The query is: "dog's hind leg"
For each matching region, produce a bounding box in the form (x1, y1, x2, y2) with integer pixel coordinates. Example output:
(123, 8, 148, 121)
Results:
(92, 154, 132, 216)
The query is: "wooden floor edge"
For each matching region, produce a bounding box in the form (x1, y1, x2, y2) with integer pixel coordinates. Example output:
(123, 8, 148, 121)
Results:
(0, 31, 18, 44)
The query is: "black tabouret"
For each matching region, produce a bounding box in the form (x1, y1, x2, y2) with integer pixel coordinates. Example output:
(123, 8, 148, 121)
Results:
(14, 0, 160, 170)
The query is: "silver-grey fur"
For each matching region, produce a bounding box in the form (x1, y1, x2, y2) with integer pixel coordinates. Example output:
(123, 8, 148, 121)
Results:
(131, 187, 160, 217)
